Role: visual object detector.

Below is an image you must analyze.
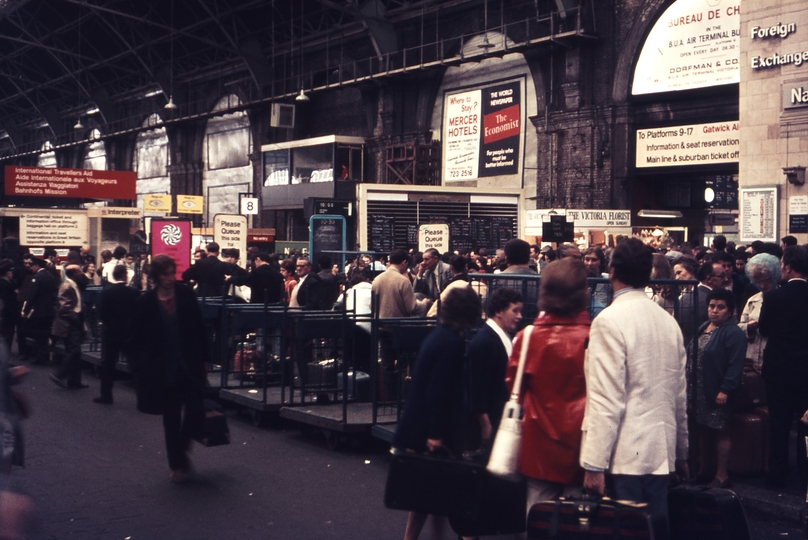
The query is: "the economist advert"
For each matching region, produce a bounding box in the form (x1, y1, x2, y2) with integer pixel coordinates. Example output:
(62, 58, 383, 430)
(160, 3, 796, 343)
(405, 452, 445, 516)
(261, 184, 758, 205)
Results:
(4, 165, 136, 200)
(442, 79, 522, 181)
(479, 80, 520, 176)
(150, 220, 192, 280)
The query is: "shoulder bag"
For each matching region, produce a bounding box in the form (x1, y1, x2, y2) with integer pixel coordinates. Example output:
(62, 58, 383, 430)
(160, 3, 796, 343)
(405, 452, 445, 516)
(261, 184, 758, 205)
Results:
(486, 324, 532, 476)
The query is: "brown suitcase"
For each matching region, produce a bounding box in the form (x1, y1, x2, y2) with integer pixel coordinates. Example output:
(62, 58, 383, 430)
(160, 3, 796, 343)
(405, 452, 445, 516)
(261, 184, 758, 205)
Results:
(754, 406, 769, 473)
(727, 413, 764, 475)
(734, 365, 766, 413)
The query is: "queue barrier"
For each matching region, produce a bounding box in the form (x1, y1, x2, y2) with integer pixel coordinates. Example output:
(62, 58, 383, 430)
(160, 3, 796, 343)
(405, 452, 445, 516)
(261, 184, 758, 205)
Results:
(82, 276, 702, 444)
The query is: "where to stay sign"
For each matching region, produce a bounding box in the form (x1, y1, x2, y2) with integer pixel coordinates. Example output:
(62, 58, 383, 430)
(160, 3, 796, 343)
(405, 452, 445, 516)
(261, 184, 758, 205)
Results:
(442, 79, 522, 181)
(4, 165, 136, 199)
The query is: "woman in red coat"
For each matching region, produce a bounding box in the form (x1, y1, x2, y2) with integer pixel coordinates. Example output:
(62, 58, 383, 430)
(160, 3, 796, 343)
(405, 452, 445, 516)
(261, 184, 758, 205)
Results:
(506, 257, 590, 505)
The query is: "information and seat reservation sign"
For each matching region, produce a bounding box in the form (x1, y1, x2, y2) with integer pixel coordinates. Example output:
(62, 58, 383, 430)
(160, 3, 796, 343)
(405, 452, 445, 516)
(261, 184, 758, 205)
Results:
(19, 212, 88, 247)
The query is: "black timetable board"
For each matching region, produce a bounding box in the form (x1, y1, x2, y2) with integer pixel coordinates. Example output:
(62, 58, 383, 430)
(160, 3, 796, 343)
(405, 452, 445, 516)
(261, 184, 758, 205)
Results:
(369, 215, 395, 253)
(491, 216, 515, 248)
(542, 215, 574, 243)
(412, 216, 515, 253)
(407, 225, 418, 247)
(790, 214, 808, 234)
(309, 215, 346, 268)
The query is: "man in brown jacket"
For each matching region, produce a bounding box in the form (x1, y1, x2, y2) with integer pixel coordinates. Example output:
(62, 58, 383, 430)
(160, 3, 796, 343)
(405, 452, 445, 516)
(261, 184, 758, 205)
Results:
(371, 249, 429, 400)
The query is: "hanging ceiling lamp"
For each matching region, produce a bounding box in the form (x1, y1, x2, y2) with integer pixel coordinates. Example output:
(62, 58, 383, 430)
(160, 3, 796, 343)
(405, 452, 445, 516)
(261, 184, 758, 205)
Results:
(164, 0, 177, 111)
(74, 118, 84, 130)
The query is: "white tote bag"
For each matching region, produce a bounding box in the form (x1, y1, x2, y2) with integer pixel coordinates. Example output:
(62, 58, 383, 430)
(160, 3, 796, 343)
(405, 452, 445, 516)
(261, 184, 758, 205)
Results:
(486, 325, 533, 476)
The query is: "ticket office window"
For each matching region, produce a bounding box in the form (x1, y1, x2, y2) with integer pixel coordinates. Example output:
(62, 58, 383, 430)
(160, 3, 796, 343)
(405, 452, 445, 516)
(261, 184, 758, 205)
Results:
(335, 145, 363, 181)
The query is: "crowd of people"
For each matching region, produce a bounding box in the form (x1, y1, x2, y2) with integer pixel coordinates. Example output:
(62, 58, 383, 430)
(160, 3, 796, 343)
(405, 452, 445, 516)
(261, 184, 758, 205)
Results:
(0, 230, 804, 538)
(386, 234, 808, 540)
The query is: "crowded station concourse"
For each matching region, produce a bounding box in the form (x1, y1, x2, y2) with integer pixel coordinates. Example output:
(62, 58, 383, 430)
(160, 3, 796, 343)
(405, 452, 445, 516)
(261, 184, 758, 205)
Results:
(0, 1, 805, 538)
(0, 235, 799, 538)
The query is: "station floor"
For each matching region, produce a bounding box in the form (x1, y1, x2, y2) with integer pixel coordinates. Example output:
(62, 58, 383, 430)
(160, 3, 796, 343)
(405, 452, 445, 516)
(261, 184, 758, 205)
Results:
(11, 361, 408, 540)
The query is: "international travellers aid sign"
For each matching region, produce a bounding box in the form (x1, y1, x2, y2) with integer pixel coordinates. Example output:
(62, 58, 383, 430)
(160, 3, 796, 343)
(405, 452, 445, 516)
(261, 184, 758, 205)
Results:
(4, 166, 136, 200)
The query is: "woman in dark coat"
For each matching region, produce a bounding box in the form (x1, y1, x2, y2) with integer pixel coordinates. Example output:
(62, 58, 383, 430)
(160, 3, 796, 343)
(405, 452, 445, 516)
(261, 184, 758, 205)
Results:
(392, 286, 482, 540)
(687, 288, 746, 488)
(128, 255, 209, 483)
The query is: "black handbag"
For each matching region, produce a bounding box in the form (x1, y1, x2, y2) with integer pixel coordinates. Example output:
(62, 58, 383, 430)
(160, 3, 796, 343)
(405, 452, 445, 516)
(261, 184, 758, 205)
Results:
(384, 448, 485, 518)
(449, 472, 527, 536)
(193, 399, 230, 447)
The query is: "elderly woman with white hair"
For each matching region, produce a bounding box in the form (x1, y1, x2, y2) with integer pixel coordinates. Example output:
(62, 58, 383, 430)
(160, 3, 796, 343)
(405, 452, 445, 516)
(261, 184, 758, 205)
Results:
(737, 253, 781, 371)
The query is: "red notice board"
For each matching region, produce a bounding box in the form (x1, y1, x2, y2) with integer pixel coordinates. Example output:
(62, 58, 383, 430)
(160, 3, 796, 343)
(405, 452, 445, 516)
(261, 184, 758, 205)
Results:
(4, 165, 136, 200)
(150, 220, 192, 280)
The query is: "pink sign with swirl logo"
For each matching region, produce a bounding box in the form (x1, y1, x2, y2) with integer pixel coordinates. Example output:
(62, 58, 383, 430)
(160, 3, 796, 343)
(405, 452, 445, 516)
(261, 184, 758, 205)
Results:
(150, 220, 192, 280)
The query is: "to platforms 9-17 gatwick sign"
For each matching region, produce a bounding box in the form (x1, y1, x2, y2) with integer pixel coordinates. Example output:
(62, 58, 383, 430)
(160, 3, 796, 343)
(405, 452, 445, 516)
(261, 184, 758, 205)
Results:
(4, 165, 136, 200)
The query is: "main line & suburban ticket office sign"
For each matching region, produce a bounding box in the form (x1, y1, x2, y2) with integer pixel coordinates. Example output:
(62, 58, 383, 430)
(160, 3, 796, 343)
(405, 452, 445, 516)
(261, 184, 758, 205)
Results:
(635, 121, 740, 168)
(4, 165, 136, 200)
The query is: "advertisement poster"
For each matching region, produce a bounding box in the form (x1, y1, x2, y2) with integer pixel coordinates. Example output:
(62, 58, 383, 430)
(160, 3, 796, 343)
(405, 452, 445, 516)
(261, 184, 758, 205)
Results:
(635, 121, 740, 168)
(143, 194, 171, 213)
(5, 165, 136, 199)
(632, 0, 740, 95)
(740, 187, 778, 243)
(479, 80, 521, 176)
(443, 89, 481, 181)
(443, 79, 523, 182)
(150, 220, 192, 279)
(19, 211, 88, 247)
(176, 195, 203, 214)
(213, 214, 247, 268)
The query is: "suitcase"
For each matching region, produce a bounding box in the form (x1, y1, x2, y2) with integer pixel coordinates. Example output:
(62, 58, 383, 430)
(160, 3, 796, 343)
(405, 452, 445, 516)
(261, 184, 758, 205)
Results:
(449, 472, 527, 536)
(734, 365, 766, 413)
(527, 497, 657, 539)
(754, 406, 769, 472)
(668, 485, 751, 540)
(727, 413, 764, 474)
(336, 371, 371, 402)
(193, 400, 231, 447)
(384, 450, 484, 518)
(306, 358, 339, 390)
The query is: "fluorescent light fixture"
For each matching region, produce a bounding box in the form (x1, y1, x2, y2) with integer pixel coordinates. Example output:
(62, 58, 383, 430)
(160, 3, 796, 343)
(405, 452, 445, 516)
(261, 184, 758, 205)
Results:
(144, 89, 164, 98)
(85, 107, 100, 115)
(637, 209, 683, 219)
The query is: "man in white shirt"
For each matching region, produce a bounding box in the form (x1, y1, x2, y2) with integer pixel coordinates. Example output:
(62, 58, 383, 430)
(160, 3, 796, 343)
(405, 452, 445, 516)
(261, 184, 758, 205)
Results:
(580, 238, 688, 539)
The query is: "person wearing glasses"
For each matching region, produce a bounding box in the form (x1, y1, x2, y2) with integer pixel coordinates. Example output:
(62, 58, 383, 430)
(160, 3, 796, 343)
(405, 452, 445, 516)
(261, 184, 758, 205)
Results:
(288, 257, 324, 309)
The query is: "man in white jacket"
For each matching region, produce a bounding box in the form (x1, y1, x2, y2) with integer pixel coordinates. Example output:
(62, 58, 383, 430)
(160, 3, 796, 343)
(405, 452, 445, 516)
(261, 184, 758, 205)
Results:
(580, 238, 688, 539)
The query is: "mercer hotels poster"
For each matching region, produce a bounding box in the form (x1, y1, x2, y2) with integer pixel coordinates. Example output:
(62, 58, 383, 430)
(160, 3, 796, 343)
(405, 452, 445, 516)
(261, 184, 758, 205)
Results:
(443, 79, 522, 181)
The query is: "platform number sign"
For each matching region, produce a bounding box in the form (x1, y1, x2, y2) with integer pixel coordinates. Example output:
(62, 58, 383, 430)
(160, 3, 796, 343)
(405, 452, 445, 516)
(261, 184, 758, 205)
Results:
(241, 197, 259, 215)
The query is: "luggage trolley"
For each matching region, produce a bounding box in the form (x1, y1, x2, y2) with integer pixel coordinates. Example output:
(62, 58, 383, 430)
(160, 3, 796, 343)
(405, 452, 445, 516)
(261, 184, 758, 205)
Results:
(280, 307, 377, 448)
(217, 302, 289, 426)
(370, 316, 436, 444)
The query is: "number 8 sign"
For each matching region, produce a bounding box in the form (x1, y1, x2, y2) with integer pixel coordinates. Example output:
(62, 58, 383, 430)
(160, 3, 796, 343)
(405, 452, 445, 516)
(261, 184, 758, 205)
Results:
(241, 197, 259, 215)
